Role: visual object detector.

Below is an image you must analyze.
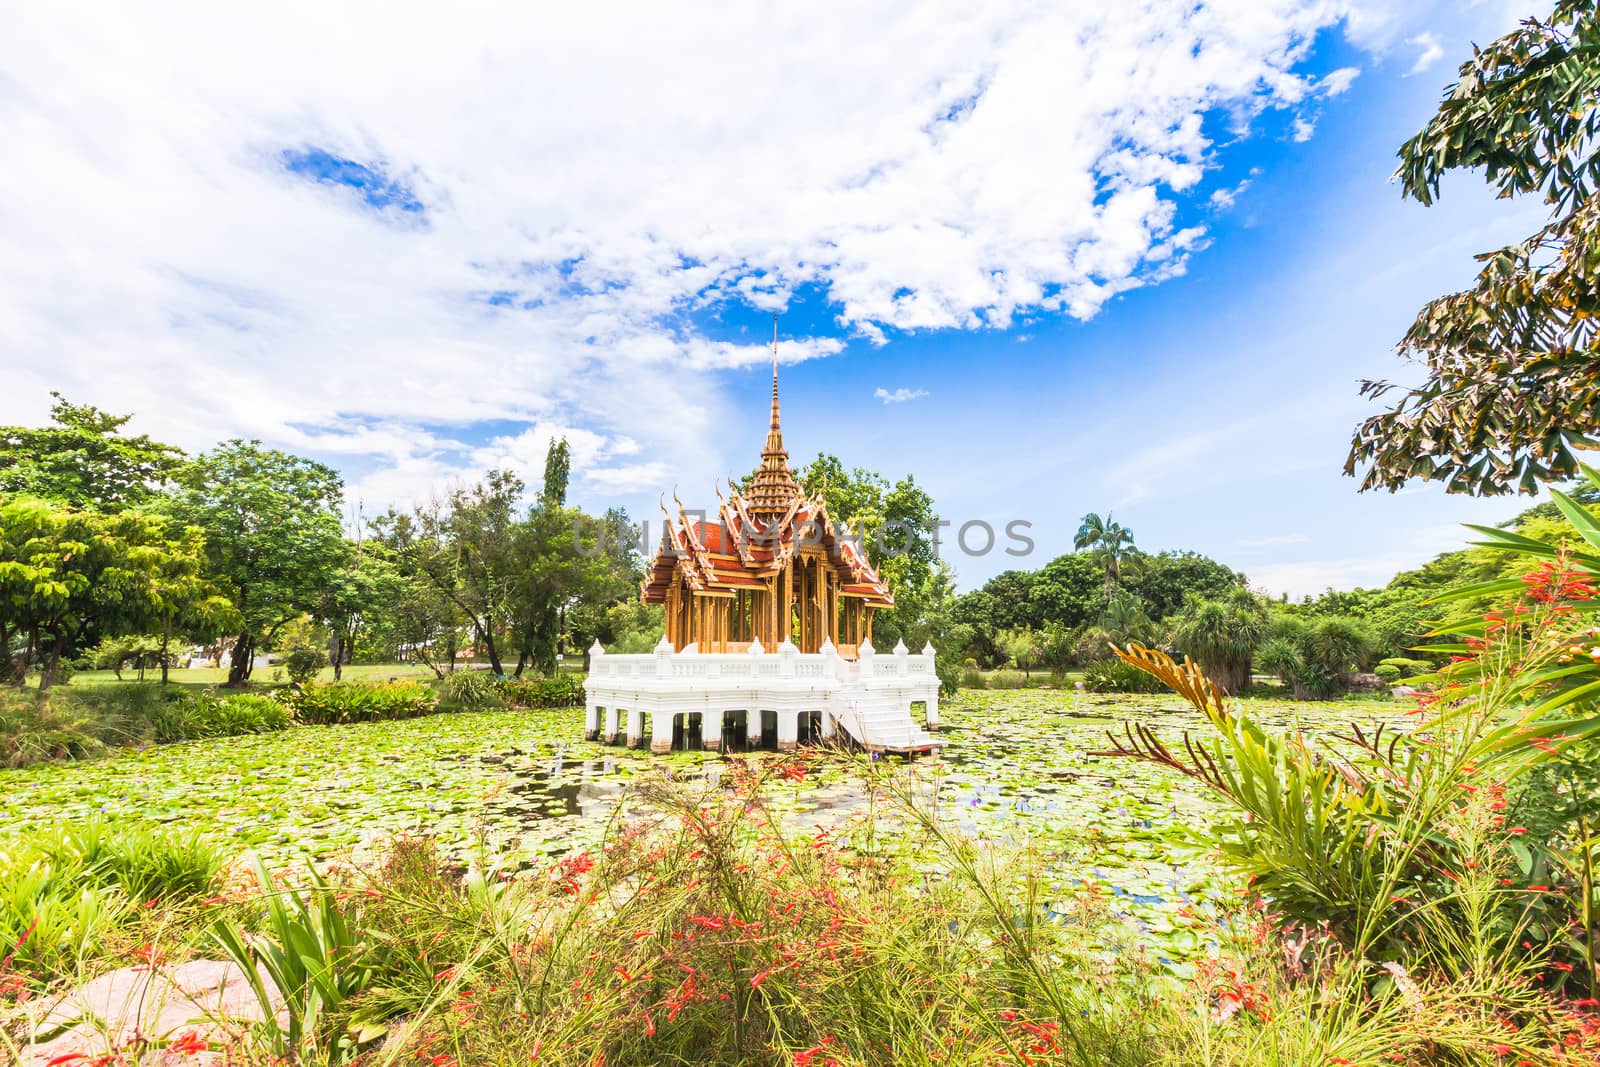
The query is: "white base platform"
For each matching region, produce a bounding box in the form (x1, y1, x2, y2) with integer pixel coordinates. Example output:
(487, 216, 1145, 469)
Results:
(582, 636, 940, 755)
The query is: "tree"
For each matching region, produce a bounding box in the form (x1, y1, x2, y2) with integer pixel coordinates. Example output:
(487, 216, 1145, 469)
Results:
(996, 627, 1038, 678)
(1121, 550, 1244, 620)
(139, 517, 238, 683)
(375, 471, 523, 677)
(164, 441, 348, 685)
(1098, 590, 1154, 644)
(1074, 512, 1135, 599)
(541, 437, 572, 507)
(0, 394, 185, 509)
(1167, 588, 1268, 696)
(796, 454, 945, 647)
(316, 543, 403, 681)
(1347, 1, 1600, 495)
(1024, 554, 1103, 632)
(509, 500, 637, 676)
(0, 497, 219, 688)
(1258, 616, 1375, 700)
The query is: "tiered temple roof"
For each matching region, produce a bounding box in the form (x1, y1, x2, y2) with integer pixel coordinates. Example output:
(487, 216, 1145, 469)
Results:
(640, 351, 893, 654)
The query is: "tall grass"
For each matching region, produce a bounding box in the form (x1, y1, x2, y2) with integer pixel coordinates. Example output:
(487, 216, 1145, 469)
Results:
(0, 685, 291, 767)
(0, 820, 225, 986)
(190, 763, 1596, 1067)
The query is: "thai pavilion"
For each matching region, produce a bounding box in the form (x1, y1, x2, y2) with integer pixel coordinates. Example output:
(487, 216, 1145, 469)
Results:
(582, 356, 940, 755)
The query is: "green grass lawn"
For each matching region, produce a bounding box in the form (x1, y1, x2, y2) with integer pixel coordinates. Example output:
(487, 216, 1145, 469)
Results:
(67, 661, 440, 688)
(61, 659, 588, 689)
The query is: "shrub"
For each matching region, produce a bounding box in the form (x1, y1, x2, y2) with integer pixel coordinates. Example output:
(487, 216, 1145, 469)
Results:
(959, 665, 985, 690)
(984, 669, 1029, 689)
(436, 668, 506, 710)
(286, 680, 436, 725)
(1373, 663, 1401, 683)
(499, 673, 583, 708)
(280, 646, 325, 685)
(185, 692, 292, 737)
(1378, 656, 1434, 679)
(1081, 658, 1168, 694)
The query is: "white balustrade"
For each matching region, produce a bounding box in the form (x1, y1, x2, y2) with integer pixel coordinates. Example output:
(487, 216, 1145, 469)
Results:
(582, 635, 940, 754)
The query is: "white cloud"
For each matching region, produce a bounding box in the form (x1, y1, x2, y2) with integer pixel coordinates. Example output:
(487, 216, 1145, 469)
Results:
(1321, 66, 1361, 95)
(1209, 178, 1253, 210)
(1405, 32, 1445, 76)
(0, 0, 1368, 509)
(874, 387, 929, 405)
(1291, 117, 1317, 142)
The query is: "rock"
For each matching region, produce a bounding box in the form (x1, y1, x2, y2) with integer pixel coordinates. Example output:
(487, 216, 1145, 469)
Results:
(1346, 672, 1387, 694)
(21, 959, 286, 1066)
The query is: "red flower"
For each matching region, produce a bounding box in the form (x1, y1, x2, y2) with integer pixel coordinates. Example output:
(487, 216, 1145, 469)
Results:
(167, 1030, 209, 1055)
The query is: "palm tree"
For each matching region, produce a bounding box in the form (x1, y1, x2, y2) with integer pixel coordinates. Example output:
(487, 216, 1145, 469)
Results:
(1074, 512, 1135, 600)
(1099, 590, 1153, 643)
(1168, 588, 1267, 695)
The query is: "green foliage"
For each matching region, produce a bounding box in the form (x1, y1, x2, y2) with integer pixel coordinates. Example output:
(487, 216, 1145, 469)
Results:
(1081, 657, 1167, 694)
(994, 627, 1038, 675)
(0, 690, 120, 765)
(499, 672, 583, 708)
(164, 440, 348, 684)
(1378, 656, 1433, 678)
(280, 646, 325, 686)
(0, 820, 223, 983)
(796, 453, 946, 646)
(0, 684, 293, 766)
(164, 691, 292, 739)
(1347, 0, 1600, 496)
(1111, 596, 1600, 995)
(285, 680, 436, 725)
(0, 496, 229, 688)
(1373, 663, 1401, 683)
(598, 600, 665, 653)
(1074, 511, 1135, 599)
(1257, 616, 1374, 700)
(1168, 589, 1267, 695)
(1122, 550, 1244, 621)
(953, 550, 1243, 669)
(211, 855, 378, 1058)
(436, 668, 506, 711)
(35, 819, 225, 902)
(541, 436, 571, 508)
(1098, 590, 1154, 643)
(1071, 625, 1117, 666)
(0, 393, 185, 510)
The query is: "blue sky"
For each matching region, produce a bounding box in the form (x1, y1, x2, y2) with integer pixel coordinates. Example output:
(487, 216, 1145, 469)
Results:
(0, 1, 1548, 596)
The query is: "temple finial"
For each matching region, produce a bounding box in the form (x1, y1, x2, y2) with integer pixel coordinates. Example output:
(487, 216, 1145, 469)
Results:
(770, 313, 781, 432)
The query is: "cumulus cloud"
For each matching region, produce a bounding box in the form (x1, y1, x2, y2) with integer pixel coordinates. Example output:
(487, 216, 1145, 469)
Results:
(0, 0, 1366, 507)
(1405, 32, 1446, 76)
(874, 387, 929, 405)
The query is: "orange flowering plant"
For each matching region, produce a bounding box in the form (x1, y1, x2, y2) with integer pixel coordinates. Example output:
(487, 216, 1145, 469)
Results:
(1105, 548, 1600, 986)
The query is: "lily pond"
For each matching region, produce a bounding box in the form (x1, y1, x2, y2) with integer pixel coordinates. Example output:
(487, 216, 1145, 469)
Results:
(0, 688, 1405, 973)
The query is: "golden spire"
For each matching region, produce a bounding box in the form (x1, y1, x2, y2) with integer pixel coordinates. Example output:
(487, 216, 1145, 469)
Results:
(770, 313, 781, 432)
(745, 313, 802, 521)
